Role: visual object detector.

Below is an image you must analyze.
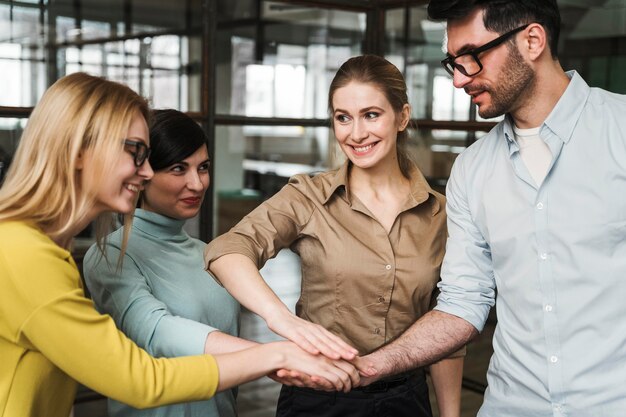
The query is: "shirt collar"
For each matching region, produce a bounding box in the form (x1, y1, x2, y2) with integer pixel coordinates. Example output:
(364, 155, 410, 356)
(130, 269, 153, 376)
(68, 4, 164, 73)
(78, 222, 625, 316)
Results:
(503, 70, 590, 149)
(543, 70, 590, 144)
(323, 160, 350, 204)
(322, 160, 441, 216)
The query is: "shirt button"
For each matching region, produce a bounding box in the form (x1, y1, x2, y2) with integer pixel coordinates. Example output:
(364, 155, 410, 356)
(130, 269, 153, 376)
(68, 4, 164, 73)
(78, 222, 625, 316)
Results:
(553, 404, 562, 411)
(540, 253, 548, 260)
(550, 355, 558, 363)
(374, 328, 381, 335)
(545, 305, 553, 312)
(536, 202, 544, 210)
(378, 296, 385, 303)
(385, 264, 392, 270)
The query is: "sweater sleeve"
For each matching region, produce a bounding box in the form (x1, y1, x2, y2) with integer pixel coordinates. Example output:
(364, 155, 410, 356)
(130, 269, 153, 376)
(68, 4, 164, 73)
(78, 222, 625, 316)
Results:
(0, 225, 219, 409)
(83, 243, 214, 358)
(19, 290, 219, 409)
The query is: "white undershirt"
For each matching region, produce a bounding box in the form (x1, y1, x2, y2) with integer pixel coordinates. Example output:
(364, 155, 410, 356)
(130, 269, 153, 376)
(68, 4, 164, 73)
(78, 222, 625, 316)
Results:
(513, 125, 552, 187)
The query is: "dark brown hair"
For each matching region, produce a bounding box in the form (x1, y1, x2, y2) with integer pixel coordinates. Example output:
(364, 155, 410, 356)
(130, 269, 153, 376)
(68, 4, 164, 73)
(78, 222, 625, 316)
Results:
(328, 55, 413, 178)
(428, 0, 561, 59)
(149, 109, 208, 171)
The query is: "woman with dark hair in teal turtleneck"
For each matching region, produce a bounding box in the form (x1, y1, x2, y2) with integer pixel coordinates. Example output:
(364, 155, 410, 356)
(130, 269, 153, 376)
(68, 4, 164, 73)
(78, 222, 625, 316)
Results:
(83, 109, 262, 417)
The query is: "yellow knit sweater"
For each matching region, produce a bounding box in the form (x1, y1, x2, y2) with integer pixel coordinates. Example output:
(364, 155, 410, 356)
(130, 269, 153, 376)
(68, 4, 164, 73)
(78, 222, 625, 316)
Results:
(0, 221, 219, 417)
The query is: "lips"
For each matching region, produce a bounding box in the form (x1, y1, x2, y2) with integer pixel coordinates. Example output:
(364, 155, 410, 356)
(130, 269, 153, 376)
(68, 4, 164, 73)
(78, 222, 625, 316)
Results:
(351, 141, 379, 154)
(181, 197, 201, 205)
(466, 86, 489, 104)
(124, 183, 142, 193)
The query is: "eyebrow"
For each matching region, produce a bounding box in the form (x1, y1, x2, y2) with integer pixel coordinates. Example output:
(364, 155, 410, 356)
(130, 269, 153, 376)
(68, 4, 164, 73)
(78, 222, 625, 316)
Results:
(450, 43, 481, 57)
(174, 158, 211, 166)
(333, 106, 384, 114)
(360, 106, 383, 113)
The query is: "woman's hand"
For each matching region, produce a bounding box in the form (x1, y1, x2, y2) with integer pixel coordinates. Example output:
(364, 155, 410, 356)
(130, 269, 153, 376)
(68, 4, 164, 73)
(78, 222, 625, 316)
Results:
(269, 369, 335, 391)
(213, 340, 363, 392)
(274, 341, 360, 392)
(270, 353, 376, 391)
(266, 309, 358, 361)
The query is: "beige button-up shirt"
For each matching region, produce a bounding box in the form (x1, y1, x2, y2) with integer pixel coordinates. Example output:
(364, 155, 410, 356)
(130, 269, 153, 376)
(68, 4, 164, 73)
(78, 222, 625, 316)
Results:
(206, 162, 449, 355)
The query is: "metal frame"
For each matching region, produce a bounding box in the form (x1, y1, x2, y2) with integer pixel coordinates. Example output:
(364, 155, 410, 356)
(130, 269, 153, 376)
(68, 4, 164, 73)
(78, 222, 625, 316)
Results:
(0, 0, 495, 242)
(200, 0, 217, 242)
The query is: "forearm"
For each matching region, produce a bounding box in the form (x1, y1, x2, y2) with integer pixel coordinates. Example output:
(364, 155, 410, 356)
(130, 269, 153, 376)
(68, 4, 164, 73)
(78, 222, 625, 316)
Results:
(204, 331, 324, 389)
(214, 343, 284, 390)
(213, 341, 358, 392)
(430, 357, 464, 417)
(204, 330, 258, 355)
(209, 254, 291, 322)
(367, 310, 477, 378)
(24, 295, 220, 409)
(210, 255, 358, 360)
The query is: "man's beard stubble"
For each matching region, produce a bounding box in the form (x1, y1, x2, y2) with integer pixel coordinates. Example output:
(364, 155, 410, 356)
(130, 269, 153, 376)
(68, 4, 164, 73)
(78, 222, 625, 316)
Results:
(476, 44, 535, 119)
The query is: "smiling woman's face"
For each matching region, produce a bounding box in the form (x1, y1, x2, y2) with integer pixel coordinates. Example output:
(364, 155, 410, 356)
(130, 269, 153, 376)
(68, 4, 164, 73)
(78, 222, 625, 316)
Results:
(331, 81, 408, 171)
(141, 144, 210, 220)
(83, 112, 153, 217)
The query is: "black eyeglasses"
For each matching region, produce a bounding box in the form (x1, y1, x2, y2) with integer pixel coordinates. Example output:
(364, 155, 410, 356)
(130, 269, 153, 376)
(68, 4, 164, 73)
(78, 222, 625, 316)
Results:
(123, 139, 151, 167)
(441, 24, 530, 77)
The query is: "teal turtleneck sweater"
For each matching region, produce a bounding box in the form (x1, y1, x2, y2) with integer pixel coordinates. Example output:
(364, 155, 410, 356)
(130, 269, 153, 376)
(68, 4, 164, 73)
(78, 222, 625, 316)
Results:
(83, 209, 240, 417)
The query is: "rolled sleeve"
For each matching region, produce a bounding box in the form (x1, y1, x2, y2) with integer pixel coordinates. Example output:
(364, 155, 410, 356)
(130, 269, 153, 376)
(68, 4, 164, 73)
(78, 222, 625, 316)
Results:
(126, 298, 215, 357)
(205, 183, 314, 277)
(434, 155, 496, 333)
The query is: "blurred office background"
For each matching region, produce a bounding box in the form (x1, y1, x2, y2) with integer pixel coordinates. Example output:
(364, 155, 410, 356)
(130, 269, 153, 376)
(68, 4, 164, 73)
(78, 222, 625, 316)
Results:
(1, 0, 625, 416)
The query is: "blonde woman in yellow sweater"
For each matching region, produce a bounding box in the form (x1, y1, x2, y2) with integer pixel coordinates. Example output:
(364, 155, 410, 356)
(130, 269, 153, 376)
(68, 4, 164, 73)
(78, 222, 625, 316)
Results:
(0, 72, 360, 417)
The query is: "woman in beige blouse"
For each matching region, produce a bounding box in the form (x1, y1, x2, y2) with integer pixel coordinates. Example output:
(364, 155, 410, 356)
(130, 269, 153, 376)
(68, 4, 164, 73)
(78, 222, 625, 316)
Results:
(205, 55, 463, 417)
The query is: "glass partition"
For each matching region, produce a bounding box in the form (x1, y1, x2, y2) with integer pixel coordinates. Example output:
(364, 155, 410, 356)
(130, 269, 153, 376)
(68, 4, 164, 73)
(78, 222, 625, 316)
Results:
(0, 0, 202, 110)
(216, 2, 366, 118)
(559, 0, 626, 93)
(0, 118, 27, 185)
(0, 3, 46, 107)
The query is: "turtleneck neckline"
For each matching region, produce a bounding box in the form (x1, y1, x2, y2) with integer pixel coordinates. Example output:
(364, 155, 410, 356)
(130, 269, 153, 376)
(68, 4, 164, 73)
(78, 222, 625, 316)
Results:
(132, 208, 188, 240)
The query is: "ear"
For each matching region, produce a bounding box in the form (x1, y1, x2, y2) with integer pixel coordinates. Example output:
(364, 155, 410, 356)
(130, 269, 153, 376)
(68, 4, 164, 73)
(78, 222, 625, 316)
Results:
(524, 23, 548, 61)
(398, 104, 411, 131)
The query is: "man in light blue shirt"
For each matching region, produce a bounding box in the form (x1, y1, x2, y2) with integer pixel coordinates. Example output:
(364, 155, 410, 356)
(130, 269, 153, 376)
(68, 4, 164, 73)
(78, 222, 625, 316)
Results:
(360, 1, 626, 416)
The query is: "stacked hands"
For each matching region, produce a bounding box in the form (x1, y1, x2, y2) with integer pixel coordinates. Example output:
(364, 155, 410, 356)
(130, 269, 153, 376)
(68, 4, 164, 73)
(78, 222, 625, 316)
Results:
(264, 311, 379, 392)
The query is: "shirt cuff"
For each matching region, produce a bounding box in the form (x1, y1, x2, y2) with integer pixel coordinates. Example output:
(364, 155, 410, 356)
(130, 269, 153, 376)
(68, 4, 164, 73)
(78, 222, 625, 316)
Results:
(434, 302, 487, 333)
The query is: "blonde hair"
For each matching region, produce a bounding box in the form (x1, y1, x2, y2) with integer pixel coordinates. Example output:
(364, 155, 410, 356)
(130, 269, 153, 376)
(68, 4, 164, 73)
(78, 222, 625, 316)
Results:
(0, 72, 149, 251)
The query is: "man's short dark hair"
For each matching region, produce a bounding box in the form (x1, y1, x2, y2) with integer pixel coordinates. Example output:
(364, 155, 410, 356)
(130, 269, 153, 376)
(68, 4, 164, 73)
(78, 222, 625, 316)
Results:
(428, 0, 561, 59)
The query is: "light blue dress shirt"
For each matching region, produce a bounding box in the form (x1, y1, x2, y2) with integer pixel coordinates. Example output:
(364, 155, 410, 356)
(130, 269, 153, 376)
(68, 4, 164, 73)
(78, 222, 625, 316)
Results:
(435, 71, 626, 417)
(83, 209, 240, 417)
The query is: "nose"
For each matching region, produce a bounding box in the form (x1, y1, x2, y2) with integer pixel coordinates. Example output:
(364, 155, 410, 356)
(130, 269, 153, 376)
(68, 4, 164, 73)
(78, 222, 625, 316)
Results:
(351, 119, 368, 143)
(186, 171, 206, 192)
(453, 68, 473, 89)
(138, 160, 154, 180)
